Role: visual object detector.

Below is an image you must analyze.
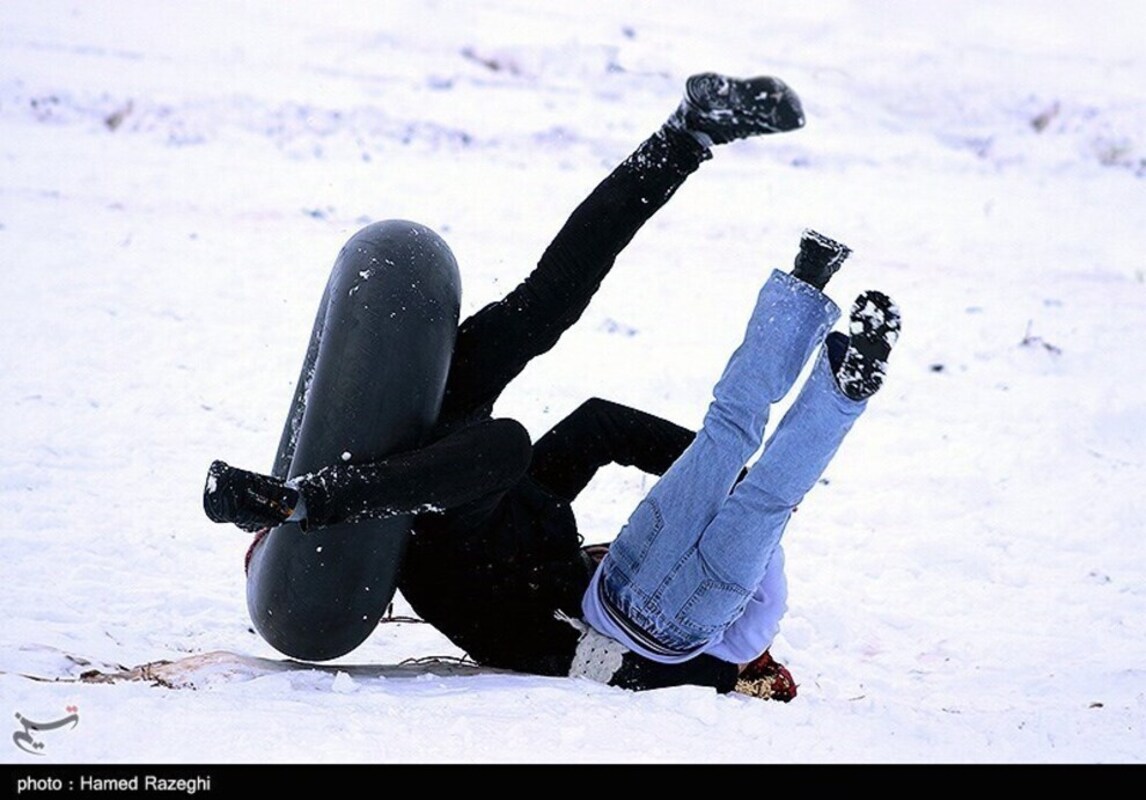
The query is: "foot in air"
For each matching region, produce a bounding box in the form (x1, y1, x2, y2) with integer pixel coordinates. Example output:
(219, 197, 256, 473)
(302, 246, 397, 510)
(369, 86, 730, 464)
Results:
(833, 291, 901, 400)
(668, 71, 806, 146)
(203, 460, 300, 533)
(791, 228, 852, 290)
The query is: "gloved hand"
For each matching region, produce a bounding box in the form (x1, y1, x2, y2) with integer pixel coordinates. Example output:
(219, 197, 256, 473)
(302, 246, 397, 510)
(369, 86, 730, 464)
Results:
(734, 649, 798, 702)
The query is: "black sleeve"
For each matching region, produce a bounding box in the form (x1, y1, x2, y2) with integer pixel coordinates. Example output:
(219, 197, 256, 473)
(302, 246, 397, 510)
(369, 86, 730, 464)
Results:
(297, 418, 532, 529)
(528, 397, 695, 503)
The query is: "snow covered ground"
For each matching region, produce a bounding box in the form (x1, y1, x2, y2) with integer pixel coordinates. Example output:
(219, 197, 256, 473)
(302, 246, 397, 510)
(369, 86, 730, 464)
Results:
(1, 0, 1144, 765)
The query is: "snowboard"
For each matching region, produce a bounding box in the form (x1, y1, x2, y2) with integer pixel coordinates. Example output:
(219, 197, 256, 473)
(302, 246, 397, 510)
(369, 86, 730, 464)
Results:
(4, 646, 509, 690)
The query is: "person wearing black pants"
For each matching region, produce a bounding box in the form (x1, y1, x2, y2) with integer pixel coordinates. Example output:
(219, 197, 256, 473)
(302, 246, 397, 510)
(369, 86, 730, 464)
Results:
(205, 72, 819, 692)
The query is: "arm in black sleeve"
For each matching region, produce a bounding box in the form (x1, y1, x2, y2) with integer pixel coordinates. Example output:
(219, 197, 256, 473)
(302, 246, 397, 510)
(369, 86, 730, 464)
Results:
(528, 397, 695, 503)
(296, 417, 532, 530)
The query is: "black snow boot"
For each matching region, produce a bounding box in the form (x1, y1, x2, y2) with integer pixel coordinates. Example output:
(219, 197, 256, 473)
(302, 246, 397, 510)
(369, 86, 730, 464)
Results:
(666, 72, 805, 146)
(832, 291, 901, 400)
(203, 460, 300, 533)
(791, 228, 852, 290)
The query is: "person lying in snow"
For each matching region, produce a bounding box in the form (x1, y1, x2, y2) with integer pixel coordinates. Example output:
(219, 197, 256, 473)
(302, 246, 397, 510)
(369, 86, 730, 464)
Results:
(203, 71, 900, 700)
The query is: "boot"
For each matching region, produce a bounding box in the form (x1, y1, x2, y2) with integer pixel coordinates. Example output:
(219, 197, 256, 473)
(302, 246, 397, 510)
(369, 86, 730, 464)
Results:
(791, 228, 852, 290)
(666, 72, 805, 146)
(203, 460, 300, 533)
(833, 291, 901, 400)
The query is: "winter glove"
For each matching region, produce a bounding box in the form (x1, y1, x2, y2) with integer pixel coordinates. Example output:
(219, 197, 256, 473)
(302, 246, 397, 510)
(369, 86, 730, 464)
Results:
(734, 650, 798, 702)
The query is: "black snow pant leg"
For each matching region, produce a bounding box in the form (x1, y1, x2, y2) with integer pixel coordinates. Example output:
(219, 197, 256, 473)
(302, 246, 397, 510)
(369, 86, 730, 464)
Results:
(439, 126, 712, 423)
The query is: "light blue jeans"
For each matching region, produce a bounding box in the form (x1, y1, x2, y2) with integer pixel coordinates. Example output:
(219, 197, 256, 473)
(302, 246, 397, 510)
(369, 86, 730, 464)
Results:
(595, 269, 866, 656)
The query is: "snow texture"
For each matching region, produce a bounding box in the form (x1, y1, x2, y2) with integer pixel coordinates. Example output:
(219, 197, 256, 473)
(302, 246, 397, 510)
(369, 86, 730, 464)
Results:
(1, 0, 1145, 765)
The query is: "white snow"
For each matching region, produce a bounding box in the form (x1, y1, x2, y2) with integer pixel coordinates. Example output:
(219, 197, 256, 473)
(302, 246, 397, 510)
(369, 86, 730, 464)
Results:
(2, 0, 1144, 765)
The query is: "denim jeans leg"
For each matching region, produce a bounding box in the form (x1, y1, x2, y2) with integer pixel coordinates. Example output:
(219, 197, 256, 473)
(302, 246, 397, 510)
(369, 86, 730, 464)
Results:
(600, 269, 840, 651)
(688, 344, 866, 619)
(638, 344, 867, 652)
